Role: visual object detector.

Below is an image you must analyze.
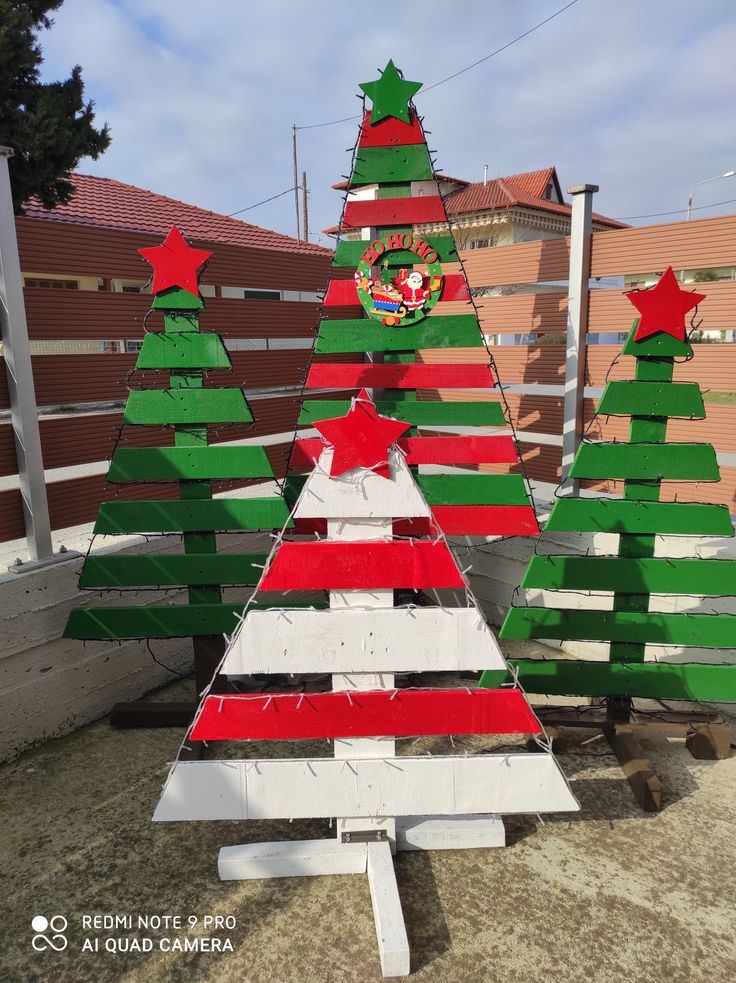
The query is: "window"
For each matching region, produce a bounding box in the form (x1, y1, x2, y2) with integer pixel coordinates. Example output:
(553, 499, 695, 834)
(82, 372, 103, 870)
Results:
(24, 277, 78, 290)
(468, 238, 491, 250)
(244, 288, 281, 301)
(124, 340, 144, 353)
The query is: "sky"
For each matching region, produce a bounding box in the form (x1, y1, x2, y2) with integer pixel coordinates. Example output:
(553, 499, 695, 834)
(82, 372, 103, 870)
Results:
(36, 0, 736, 245)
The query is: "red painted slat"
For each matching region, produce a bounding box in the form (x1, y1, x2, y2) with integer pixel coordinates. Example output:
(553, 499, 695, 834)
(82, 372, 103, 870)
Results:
(400, 435, 518, 465)
(191, 687, 540, 741)
(292, 434, 518, 468)
(394, 506, 540, 536)
(343, 196, 446, 229)
(260, 541, 464, 590)
(358, 111, 425, 147)
(323, 274, 468, 307)
(306, 363, 495, 390)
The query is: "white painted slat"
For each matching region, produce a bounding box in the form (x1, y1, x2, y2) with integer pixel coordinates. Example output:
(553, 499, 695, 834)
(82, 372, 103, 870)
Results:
(295, 448, 429, 519)
(222, 607, 507, 675)
(218, 838, 368, 880)
(152, 754, 579, 822)
(366, 841, 410, 977)
(395, 814, 505, 851)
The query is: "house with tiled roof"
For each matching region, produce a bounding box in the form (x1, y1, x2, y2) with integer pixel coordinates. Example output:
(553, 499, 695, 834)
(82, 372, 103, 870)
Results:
(326, 166, 625, 248)
(17, 173, 331, 355)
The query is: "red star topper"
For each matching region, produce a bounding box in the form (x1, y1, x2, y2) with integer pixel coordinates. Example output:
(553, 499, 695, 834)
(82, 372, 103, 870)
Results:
(625, 266, 706, 343)
(314, 389, 410, 478)
(138, 226, 212, 297)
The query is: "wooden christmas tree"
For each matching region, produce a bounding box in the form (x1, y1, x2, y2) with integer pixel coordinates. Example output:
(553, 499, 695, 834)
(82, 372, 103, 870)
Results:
(295, 60, 539, 540)
(153, 391, 577, 978)
(495, 268, 736, 703)
(65, 226, 293, 692)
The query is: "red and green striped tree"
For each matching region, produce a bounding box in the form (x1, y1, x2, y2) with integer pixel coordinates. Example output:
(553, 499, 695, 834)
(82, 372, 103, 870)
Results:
(492, 268, 736, 702)
(291, 60, 539, 540)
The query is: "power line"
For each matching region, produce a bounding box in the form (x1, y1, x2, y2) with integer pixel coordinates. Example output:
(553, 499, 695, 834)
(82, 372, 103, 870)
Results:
(228, 186, 296, 217)
(423, 0, 580, 92)
(616, 197, 736, 221)
(296, 0, 581, 129)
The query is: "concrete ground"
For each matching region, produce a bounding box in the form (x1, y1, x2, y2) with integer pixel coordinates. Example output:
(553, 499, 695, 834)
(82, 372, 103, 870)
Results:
(2, 658, 735, 983)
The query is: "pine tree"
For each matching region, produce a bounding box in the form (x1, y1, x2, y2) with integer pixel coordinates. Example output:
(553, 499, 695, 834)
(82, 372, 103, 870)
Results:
(154, 391, 577, 976)
(64, 227, 294, 690)
(1, 1, 110, 212)
(494, 268, 736, 702)
(293, 60, 539, 541)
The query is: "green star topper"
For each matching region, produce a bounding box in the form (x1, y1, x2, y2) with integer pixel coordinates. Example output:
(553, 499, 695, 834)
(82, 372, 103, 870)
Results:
(359, 60, 422, 124)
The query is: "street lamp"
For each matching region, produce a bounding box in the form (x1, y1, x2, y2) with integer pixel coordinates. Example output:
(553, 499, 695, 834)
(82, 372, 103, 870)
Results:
(687, 170, 736, 220)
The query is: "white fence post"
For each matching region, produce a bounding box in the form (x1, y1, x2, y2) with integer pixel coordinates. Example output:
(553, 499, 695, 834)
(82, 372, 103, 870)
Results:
(561, 183, 598, 493)
(0, 147, 55, 565)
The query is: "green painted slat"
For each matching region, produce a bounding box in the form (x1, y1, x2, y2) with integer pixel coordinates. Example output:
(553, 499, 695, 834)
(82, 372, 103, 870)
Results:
(123, 389, 252, 425)
(298, 399, 506, 427)
(152, 287, 203, 311)
(94, 497, 291, 534)
(333, 236, 458, 268)
(522, 556, 736, 595)
(545, 498, 734, 536)
(570, 442, 719, 481)
(108, 446, 274, 481)
(316, 315, 480, 353)
(597, 381, 705, 418)
(284, 472, 528, 507)
(621, 321, 691, 358)
(136, 332, 231, 370)
(351, 145, 433, 185)
(79, 554, 269, 588)
(500, 607, 736, 647)
(496, 659, 736, 702)
(64, 601, 326, 640)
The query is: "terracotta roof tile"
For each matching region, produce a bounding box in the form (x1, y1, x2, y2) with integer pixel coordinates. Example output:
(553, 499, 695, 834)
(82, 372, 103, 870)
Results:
(22, 173, 331, 256)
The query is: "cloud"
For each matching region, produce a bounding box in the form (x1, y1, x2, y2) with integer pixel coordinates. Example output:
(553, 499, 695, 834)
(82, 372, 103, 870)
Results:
(36, 0, 736, 238)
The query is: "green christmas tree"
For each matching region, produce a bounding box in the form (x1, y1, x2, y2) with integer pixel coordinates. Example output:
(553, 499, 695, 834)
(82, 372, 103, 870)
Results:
(65, 226, 292, 692)
(488, 267, 736, 703)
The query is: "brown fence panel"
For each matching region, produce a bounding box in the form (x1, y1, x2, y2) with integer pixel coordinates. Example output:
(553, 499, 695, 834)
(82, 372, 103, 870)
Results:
(460, 237, 570, 286)
(476, 293, 568, 335)
(588, 280, 736, 334)
(23, 288, 322, 340)
(586, 344, 736, 391)
(590, 214, 736, 278)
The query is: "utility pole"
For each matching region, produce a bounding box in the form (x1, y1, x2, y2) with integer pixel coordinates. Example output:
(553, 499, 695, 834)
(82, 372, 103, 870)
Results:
(291, 125, 301, 240)
(302, 171, 309, 242)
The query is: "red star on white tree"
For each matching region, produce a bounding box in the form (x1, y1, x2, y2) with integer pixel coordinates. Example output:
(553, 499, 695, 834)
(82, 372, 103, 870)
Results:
(314, 389, 410, 478)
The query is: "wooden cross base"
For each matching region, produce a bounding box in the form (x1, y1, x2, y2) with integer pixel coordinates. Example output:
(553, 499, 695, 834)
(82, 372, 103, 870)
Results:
(218, 815, 505, 978)
(531, 699, 732, 813)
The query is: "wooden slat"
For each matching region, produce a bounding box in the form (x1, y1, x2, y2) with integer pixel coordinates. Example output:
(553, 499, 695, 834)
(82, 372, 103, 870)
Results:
(122, 389, 252, 425)
(394, 505, 539, 536)
(191, 688, 541, 741)
(417, 344, 565, 386)
(501, 659, 736, 702)
(357, 110, 425, 147)
(501, 607, 736, 647)
(590, 214, 736, 278)
(108, 446, 274, 481)
(136, 332, 231, 369)
(351, 145, 433, 185)
(94, 497, 290, 533)
(586, 344, 736, 392)
(298, 399, 506, 427)
(292, 435, 517, 468)
(260, 541, 463, 590)
(570, 441, 719, 481)
(343, 196, 446, 228)
(523, 556, 736, 595)
(306, 362, 495, 389)
(545, 497, 734, 536)
(597, 381, 705, 418)
(79, 553, 268, 588)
